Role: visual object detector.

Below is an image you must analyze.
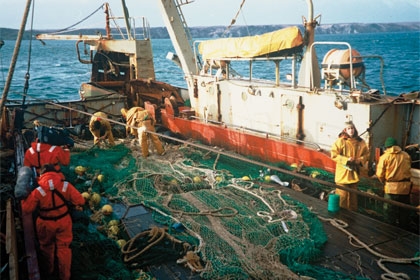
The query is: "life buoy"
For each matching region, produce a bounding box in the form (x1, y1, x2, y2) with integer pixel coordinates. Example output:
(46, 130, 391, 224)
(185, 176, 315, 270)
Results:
(322, 49, 364, 80)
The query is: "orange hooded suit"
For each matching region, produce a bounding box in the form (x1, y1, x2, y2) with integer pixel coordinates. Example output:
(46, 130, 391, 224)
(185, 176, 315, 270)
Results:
(21, 169, 85, 280)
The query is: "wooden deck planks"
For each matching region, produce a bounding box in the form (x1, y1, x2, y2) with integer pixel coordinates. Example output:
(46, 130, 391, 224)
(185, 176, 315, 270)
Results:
(275, 183, 420, 279)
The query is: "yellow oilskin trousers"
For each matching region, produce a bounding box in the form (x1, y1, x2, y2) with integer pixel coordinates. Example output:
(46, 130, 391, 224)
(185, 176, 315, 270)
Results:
(335, 183, 358, 211)
(138, 120, 164, 157)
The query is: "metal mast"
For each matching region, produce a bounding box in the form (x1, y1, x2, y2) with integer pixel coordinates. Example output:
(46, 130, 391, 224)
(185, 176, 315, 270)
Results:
(157, 0, 198, 76)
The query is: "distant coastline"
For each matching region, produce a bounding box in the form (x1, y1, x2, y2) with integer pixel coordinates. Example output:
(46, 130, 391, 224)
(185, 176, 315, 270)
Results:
(0, 22, 419, 40)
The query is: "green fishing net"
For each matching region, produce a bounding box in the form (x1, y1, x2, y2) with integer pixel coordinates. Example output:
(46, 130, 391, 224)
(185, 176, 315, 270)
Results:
(61, 142, 371, 280)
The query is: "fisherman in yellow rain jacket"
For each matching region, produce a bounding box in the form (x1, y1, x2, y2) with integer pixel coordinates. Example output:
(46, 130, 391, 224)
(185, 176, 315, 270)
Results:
(121, 107, 164, 158)
(121, 107, 143, 138)
(376, 137, 412, 228)
(89, 112, 115, 146)
(331, 121, 369, 211)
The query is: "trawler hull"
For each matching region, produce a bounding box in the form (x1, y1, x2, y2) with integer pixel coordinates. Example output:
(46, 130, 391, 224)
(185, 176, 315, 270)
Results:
(161, 107, 336, 173)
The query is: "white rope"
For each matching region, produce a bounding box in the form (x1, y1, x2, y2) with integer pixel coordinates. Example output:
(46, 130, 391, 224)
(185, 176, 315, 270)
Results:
(318, 216, 420, 280)
(228, 180, 297, 229)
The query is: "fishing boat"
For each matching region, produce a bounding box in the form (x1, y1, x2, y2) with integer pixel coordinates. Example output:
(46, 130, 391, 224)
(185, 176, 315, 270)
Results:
(1, 0, 419, 279)
(2, 1, 419, 206)
(157, 0, 420, 176)
(156, 0, 420, 223)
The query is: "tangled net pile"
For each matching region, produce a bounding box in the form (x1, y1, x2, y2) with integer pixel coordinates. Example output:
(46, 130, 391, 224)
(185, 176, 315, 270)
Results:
(61, 141, 366, 280)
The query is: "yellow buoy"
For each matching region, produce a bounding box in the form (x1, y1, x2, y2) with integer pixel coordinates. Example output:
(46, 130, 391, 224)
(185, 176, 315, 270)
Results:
(264, 175, 271, 182)
(193, 176, 202, 183)
(101, 204, 113, 216)
(81, 192, 90, 200)
(108, 226, 120, 235)
(116, 239, 126, 248)
(242, 176, 251, 181)
(97, 174, 105, 182)
(108, 220, 119, 227)
(75, 166, 86, 176)
(311, 171, 321, 178)
(90, 193, 101, 205)
(108, 225, 119, 236)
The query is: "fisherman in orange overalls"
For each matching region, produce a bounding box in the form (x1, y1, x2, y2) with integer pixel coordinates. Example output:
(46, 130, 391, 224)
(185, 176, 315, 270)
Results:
(21, 164, 85, 280)
(121, 106, 165, 157)
(24, 140, 70, 180)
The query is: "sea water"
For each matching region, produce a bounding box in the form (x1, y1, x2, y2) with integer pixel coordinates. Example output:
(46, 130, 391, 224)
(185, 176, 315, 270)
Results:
(0, 31, 419, 102)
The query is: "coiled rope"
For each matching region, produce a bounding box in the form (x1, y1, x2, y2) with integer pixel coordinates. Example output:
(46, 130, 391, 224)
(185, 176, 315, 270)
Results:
(121, 226, 189, 263)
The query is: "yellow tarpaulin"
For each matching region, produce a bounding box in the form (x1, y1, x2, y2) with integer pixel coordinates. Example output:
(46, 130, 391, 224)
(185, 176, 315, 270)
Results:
(198, 26, 304, 60)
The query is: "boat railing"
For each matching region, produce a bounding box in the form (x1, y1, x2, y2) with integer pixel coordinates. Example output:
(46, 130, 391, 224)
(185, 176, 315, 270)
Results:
(311, 41, 387, 96)
(311, 41, 357, 90)
(310, 41, 390, 99)
(194, 40, 299, 86)
(358, 55, 387, 95)
(109, 16, 152, 40)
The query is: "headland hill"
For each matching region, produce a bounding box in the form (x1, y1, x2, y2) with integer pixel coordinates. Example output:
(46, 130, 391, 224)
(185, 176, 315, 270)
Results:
(1, 22, 419, 40)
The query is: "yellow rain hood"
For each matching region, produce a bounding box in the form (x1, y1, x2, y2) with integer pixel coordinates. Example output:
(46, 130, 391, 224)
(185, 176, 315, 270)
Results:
(198, 26, 304, 60)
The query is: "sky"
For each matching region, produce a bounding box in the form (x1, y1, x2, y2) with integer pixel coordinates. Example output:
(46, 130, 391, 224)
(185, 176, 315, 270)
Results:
(2, 0, 420, 30)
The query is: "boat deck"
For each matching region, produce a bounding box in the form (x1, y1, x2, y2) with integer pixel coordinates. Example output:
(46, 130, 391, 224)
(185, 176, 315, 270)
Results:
(277, 184, 420, 280)
(120, 185, 419, 280)
(120, 204, 201, 280)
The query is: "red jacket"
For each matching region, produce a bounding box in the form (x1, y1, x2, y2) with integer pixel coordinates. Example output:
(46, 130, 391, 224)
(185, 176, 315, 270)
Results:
(22, 171, 85, 219)
(24, 141, 70, 176)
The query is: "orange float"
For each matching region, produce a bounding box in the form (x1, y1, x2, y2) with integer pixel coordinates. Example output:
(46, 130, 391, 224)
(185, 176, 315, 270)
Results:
(322, 49, 364, 81)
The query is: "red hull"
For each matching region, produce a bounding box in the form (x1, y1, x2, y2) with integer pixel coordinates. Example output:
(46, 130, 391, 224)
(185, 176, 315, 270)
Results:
(161, 109, 336, 173)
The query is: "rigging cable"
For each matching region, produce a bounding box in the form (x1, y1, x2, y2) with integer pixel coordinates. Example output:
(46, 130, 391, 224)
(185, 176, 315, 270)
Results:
(21, 0, 36, 107)
(359, 98, 399, 138)
(222, 0, 249, 37)
(0, 31, 4, 84)
(49, 4, 104, 34)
